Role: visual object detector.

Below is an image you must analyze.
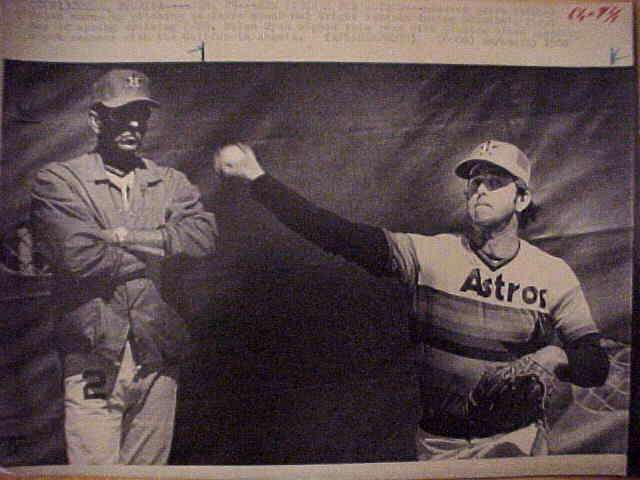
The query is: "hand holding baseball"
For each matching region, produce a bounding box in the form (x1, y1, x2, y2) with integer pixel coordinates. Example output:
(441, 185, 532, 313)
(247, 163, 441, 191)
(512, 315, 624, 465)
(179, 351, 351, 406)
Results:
(214, 143, 265, 182)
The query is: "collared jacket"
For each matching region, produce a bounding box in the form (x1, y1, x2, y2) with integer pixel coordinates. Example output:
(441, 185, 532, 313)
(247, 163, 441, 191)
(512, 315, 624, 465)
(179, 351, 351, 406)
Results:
(30, 153, 217, 380)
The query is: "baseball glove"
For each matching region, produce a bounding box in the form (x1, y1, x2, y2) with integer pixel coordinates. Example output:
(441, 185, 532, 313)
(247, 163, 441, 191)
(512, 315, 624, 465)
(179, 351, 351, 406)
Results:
(465, 354, 558, 435)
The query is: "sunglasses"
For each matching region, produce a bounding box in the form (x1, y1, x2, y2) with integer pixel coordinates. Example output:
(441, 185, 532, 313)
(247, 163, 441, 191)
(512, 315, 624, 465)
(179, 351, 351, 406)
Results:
(103, 104, 152, 126)
(466, 174, 515, 194)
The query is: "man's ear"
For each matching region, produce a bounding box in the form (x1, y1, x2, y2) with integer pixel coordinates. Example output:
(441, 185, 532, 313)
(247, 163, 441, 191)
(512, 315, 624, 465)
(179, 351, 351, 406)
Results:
(88, 110, 102, 135)
(515, 188, 532, 213)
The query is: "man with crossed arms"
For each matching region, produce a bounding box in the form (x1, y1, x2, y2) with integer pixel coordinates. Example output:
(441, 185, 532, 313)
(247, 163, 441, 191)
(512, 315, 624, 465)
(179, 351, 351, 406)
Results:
(31, 70, 217, 464)
(214, 140, 608, 459)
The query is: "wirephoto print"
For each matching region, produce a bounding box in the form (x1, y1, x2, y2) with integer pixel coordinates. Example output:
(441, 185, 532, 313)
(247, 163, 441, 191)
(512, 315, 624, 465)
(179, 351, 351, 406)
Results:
(0, 59, 633, 474)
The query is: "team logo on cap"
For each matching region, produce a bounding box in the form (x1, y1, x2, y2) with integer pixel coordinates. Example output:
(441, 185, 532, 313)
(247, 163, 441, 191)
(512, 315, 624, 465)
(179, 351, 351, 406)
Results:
(125, 75, 143, 88)
(479, 141, 498, 154)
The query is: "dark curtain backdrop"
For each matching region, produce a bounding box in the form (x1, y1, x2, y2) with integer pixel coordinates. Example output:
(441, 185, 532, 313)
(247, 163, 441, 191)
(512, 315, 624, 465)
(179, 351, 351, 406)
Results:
(0, 61, 634, 466)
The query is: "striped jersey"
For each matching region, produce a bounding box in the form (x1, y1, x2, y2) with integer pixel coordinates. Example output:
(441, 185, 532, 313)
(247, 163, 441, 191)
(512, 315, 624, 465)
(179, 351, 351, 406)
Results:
(385, 231, 598, 420)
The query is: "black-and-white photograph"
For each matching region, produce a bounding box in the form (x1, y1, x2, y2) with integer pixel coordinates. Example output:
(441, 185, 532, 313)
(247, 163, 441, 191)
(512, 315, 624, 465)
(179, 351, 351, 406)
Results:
(1, 60, 633, 470)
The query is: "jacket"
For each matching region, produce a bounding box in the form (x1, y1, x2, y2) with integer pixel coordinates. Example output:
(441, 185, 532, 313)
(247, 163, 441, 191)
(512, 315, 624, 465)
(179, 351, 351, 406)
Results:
(30, 153, 217, 380)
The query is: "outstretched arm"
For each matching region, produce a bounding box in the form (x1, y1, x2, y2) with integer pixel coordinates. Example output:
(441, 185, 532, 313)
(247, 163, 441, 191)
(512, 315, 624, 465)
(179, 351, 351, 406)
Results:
(214, 143, 391, 277)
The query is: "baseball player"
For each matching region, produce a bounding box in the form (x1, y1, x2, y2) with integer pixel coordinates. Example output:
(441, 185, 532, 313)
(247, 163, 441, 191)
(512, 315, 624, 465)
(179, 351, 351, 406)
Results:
(30, 69, 218, 464)
(214, 141, 609, 459)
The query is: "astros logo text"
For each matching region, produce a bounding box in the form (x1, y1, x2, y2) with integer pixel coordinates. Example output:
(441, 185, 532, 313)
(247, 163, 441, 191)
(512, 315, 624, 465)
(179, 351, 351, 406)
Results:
(460, 268, 548, 309)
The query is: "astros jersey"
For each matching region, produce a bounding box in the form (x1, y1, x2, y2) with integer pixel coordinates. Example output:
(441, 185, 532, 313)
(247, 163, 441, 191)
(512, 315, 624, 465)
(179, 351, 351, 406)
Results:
(384, 231, 599, 422)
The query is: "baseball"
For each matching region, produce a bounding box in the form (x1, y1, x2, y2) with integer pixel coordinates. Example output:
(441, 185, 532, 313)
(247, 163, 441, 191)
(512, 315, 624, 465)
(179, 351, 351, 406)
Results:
(214, 143, 264, 181)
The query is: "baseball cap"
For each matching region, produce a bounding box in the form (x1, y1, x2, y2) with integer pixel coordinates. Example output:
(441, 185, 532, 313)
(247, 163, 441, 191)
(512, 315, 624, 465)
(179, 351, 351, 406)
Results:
(92, 69, 159, 108)
(454, 140, 531, 186)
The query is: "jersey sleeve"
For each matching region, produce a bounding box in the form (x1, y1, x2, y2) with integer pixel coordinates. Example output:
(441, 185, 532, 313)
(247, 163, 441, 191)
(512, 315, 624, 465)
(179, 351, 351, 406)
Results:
(383, 230, 423, 285)
(550, 264, 600, 344)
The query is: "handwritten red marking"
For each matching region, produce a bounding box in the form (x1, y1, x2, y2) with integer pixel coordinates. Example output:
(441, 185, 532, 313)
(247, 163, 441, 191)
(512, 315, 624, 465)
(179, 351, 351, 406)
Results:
(568, 5, 621, 23)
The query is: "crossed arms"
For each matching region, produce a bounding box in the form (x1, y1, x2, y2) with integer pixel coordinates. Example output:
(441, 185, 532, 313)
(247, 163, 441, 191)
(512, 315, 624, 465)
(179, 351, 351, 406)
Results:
(31, 163, 217, 282)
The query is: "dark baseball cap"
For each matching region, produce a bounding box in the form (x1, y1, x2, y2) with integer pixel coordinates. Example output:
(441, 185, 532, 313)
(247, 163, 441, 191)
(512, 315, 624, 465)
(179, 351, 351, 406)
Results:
(93, 69, 159, 108)
(454, 140, 531, 186)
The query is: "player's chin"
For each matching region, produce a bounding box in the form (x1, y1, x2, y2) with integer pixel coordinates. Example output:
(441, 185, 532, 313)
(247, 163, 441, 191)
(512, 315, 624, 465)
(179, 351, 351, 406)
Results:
(469, 207, 494, 224)
(470, 212, 504, 228)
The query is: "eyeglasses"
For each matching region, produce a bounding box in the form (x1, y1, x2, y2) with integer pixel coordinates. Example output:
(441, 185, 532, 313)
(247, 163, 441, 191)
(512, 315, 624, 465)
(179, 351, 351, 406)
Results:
(466, 174, 515, 195)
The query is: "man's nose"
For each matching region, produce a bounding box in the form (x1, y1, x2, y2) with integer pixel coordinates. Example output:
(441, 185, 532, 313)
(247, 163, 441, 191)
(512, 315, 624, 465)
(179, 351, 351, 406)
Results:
(475, 182, 489, 195)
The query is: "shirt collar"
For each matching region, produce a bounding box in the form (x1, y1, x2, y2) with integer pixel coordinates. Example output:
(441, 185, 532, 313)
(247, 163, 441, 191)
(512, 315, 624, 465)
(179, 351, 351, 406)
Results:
(78, 152, 162, 185)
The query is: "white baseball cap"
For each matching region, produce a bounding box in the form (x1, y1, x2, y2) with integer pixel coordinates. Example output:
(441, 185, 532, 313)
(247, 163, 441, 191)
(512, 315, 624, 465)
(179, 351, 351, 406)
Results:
(93, 69, 160, 108)
(454, 140, 531, 186)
